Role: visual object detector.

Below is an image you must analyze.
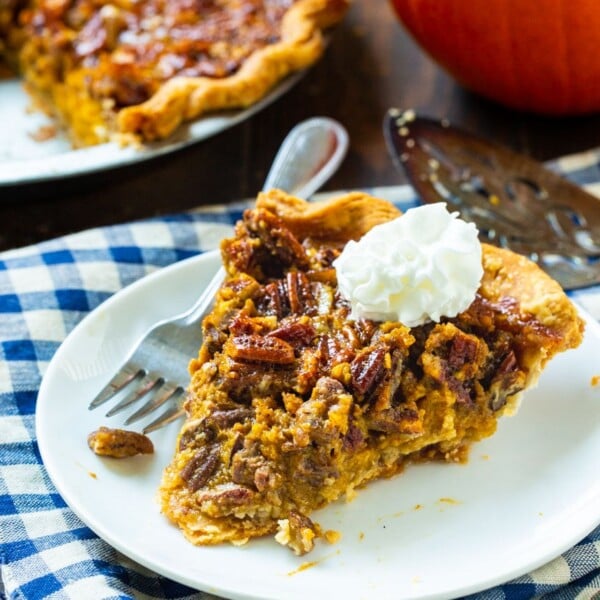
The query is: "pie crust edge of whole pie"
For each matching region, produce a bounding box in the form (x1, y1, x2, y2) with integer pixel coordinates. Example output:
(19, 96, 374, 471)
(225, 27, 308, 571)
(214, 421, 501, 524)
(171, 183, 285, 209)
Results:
(118, 0, 351, 142)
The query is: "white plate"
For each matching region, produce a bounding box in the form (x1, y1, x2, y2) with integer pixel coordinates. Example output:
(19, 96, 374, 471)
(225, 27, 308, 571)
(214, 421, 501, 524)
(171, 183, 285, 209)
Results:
(0, 73, 301, 186)
(36, 251, 600, 600)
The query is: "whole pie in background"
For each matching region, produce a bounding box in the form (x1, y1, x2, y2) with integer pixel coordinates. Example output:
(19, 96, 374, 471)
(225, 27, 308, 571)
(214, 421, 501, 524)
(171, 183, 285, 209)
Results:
(0, 0, 349, 146)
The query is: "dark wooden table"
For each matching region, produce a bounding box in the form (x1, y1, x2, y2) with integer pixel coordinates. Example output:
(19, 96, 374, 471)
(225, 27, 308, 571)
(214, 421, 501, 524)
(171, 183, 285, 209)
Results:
(2, 1, 600, 251)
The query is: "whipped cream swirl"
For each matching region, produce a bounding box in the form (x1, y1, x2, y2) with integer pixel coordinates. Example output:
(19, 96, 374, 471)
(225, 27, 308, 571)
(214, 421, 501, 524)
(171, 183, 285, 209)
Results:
(333, 203, 483, 327)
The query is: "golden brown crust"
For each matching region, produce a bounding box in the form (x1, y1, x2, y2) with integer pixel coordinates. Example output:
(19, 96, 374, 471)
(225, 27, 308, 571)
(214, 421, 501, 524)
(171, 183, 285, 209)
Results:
(159, 191, 584, 554)
(478, 243, 584, 409)
(255, 188, 402, 241)
(479, 243, 584, 349)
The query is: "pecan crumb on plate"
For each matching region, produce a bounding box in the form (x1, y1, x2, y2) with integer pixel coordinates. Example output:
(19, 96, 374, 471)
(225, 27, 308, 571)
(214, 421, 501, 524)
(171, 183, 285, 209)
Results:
(29, 124, 57, 142)
(88, 426, 154, 458)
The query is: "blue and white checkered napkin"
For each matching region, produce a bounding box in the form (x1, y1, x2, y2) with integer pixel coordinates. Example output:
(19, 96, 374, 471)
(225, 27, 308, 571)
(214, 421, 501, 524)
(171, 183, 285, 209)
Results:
(2, 158, 600, 599)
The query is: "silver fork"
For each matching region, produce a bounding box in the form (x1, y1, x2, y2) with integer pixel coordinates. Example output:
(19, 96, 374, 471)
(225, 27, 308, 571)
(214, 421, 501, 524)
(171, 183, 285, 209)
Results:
(89, 117, 349, 433)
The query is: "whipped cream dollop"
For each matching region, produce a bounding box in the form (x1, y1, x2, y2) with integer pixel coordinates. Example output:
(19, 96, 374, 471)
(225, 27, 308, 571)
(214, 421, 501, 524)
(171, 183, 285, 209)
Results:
(333, 203, 483, 327)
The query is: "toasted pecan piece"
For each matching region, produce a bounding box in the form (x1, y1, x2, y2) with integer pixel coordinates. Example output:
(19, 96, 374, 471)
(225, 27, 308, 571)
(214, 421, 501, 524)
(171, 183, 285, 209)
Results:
(87, 426, 154, 458)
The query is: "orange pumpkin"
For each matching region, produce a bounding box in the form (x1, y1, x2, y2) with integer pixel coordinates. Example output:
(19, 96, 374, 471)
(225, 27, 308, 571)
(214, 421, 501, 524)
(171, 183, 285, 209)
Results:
(389, 0, 600, 115)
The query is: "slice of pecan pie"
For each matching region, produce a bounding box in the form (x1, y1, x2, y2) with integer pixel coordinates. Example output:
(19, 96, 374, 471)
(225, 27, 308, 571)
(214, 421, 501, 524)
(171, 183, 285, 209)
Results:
(6, 0, 348, 145)
(159, 190, 584, 555)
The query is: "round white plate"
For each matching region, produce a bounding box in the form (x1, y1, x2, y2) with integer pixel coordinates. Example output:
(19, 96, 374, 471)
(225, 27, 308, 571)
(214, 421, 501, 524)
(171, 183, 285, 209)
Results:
(36, 251, 600, 600)
(0, 73, 301, 186)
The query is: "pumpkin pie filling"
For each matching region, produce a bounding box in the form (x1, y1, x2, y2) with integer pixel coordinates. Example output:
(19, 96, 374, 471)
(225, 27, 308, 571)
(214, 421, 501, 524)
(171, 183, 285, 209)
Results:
(1, 0, 348, 145)
(159, 190, 584, 555)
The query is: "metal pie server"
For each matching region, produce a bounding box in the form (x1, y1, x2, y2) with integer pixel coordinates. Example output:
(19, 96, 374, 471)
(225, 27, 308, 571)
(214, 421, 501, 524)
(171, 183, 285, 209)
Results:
(383, 108, 600, 290)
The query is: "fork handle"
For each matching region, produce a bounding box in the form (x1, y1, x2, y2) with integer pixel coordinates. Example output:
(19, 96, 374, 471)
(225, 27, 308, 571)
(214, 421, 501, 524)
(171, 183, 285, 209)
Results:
(177, 116, 350, 328)
(178, 266, 226, 327)
(179, 119, 348, 327)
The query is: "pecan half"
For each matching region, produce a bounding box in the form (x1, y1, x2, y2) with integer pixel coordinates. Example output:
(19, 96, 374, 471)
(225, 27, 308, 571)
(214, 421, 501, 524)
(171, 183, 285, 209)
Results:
(225, 334, 295, 364)
(229, 312, 263, 336)
(286, 271, 315, 314)
(261, 280, 289, 318)
(318, 333, 356, 370)
(353, 319, 377, 347)
(204, 407, 254, 431)
(195, 483, 254, 507)
(180, 445, 220, 491)
(243, 208, 309, 269)
(178, 408, 254, 450)
(87, 427, 153, 458)
(267, 319, 315, 347)
(350, 344, 387, 396)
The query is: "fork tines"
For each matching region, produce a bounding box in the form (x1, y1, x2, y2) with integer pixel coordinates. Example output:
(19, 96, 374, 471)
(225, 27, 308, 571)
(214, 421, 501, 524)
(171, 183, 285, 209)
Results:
(89, 364, 185, 433)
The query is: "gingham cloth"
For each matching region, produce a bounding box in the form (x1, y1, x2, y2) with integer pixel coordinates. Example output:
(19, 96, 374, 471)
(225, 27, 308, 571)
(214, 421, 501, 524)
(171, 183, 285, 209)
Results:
(2, 158, 600, 600)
